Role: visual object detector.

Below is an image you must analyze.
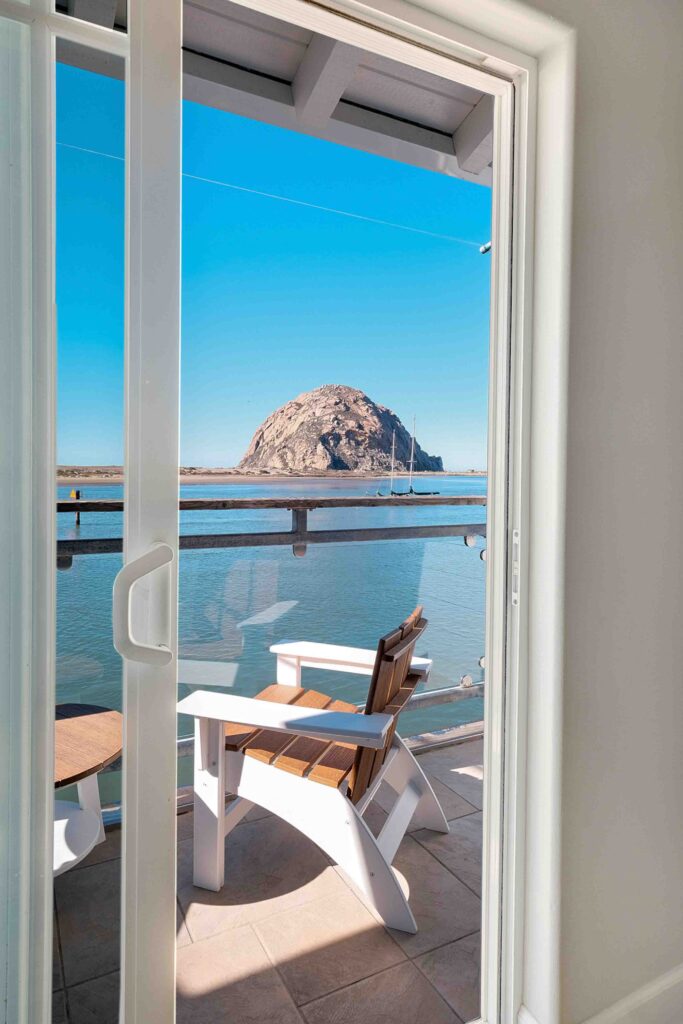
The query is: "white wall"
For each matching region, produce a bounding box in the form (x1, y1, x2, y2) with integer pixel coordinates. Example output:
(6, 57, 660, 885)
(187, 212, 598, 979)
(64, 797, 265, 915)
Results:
(524, 1, 683, 1020)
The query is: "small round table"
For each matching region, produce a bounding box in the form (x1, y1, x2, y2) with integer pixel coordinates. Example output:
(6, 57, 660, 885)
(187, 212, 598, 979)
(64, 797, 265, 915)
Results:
(54, 703, 123, 876)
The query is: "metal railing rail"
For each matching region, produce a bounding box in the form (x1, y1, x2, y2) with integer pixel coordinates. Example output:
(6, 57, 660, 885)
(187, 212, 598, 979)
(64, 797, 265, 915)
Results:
(56, 495, 487, 565)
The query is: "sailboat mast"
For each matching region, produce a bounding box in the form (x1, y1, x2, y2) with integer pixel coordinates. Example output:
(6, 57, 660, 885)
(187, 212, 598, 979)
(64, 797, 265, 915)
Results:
(408, 416, 416, 489)
(390, 430, 395, 492)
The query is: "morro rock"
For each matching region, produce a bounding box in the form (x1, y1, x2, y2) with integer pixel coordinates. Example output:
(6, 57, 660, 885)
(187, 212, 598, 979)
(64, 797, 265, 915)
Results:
(239, 384, 443, 474)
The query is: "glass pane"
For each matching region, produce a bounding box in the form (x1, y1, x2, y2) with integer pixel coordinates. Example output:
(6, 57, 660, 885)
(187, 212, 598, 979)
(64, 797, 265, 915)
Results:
(177, 13, 492, 1023)
(53, 43, 125, 1024)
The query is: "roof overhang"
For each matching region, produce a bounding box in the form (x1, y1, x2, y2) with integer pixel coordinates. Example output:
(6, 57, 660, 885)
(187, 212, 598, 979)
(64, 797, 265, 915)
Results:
(57, 0, 493, 184)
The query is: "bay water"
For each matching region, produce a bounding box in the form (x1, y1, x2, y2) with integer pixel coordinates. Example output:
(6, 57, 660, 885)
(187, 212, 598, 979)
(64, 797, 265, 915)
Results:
(57, 475, 486, 754)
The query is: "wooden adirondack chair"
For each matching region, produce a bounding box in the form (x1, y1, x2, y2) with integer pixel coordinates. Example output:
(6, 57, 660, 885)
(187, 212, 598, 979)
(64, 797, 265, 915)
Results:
(177, 608, 449, 933)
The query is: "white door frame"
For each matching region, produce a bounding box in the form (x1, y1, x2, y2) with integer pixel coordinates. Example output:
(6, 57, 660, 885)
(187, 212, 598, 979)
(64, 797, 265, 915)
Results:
(120, 0, 182, 1020)
(0, 0, 575, 1022)
(0, 0, 182, 1022)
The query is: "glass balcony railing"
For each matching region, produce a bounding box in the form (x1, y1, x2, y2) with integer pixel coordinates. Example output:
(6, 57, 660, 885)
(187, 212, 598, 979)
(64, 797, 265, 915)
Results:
(57, 487, 487, 806)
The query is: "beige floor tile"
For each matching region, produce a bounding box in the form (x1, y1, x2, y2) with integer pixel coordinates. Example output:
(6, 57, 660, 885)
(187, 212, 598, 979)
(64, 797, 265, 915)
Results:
(418, 749, 483, 810)
(363, 778, 476, 837)
(55, 858, 120, 987)
(416, 932, 481, 1022)
(244, 803, 271, 823)
(386, 836, 481, 956)
(177, 815, 346, 942)
(52, 989, 67, 1024)
(176, 802, 271, 843)
(413, 813, 483, 895)
(360, 799, 388, 837)
(176, 925, 302, 1024)
(53, 912, 64, 992)
(416, 741, 483, 772)
(75, 827, 122, 870)
(177, 902, 193, 948)
(254, 889, 405, 1005)
(67, 971, 119, 1024)
(301, 960, 461, 1024)
(424, 777, 479, 822)
(176, 809, 195, 841)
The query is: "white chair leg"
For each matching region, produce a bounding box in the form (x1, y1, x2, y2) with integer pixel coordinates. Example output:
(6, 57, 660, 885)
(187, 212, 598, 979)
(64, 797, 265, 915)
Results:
(227, 754, 417, 933)
(193, 716, 226, 891)
(385, 737, 449, 834)
(76, 773, 105, 845)
(332, 794, 417, 934)
(275, 654, 301, 686)
(223, 796, 254, 837)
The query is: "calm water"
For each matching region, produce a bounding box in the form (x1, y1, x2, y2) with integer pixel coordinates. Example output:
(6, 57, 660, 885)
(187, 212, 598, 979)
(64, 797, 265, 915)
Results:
(57, 475, 486, 740)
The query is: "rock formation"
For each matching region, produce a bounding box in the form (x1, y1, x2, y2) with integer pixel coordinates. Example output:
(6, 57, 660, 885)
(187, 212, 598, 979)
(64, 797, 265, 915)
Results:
(239, 384, 443, 474)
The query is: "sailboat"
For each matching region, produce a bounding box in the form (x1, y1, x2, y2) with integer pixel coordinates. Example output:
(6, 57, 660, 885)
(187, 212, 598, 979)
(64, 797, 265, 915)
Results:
(379, 419, 440, 496)
(376, 429, 396, 496)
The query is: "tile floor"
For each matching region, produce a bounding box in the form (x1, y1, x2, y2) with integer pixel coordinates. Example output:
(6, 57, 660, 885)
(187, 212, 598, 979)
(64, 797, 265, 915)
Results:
(53, 739, 483, 1024)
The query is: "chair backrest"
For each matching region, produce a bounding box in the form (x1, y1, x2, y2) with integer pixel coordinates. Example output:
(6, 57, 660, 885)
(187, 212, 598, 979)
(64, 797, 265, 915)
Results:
(347, 607, 427, 804)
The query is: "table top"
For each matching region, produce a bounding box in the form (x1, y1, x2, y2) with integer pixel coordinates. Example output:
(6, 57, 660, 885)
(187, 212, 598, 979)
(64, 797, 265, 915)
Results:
(55, 703, 123, 788)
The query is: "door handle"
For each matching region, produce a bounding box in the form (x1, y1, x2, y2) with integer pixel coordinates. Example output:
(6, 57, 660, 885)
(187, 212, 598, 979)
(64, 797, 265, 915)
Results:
(113, 543, 174, 665)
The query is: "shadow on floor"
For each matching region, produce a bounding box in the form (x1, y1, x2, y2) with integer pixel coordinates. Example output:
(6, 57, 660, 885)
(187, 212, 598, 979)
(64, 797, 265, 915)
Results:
(53, 742, 483, 1024)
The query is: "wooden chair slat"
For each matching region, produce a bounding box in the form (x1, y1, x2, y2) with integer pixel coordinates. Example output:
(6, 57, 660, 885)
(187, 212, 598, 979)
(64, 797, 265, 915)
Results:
(383, 620, 427, 662)
(400, 605, 424, 636)
(306, 739, 357, 788)
(224, 684, 305, 751)
(348, 612, 426, 804)
(348, 748, 375, 799)
(385, 674, 422, 715)
(372, 658, 398, 712)
(244, 688, 332, 765)
(359, 609, 421, 718)
(388, 648, 413, 704)
(360, 674, 423, 794)
(273, 698, 359, 777)
(226, 609, 426, 800)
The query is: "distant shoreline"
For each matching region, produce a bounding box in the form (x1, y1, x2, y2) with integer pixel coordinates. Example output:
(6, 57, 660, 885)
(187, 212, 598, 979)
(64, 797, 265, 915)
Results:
(57, 466, 487, 486)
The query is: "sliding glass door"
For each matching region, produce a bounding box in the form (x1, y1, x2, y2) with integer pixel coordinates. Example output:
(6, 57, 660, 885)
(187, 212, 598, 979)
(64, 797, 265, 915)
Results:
(1, 1, 182, 1021)
(2, 0, 516, 1021)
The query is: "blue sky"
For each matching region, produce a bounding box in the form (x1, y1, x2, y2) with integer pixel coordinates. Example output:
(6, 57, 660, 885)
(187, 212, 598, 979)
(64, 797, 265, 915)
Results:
(57, 64, 492, 470)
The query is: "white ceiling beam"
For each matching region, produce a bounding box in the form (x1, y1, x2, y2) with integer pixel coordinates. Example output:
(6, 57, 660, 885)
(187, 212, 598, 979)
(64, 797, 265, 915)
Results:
(184, 50, 295, 124)
(453, 93, 494, 174)
(332, 103, 491, 184)
(66, 0, 118, 29)
(293, 35, 362, 129)
(334, 101, 455, 158)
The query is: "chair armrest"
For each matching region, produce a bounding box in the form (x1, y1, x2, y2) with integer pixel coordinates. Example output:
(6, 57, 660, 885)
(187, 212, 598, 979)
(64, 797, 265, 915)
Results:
(176, 690, 393, 749)
(270, 640, 431, 684)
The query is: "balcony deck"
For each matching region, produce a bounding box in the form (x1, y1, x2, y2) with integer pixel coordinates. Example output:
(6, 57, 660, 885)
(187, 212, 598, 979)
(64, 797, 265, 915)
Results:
(53, 740, 483, 1024)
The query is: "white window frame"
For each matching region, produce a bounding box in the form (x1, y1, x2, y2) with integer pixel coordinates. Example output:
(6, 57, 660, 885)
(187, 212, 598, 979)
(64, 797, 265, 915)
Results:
(0, 0, 575, 1021)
